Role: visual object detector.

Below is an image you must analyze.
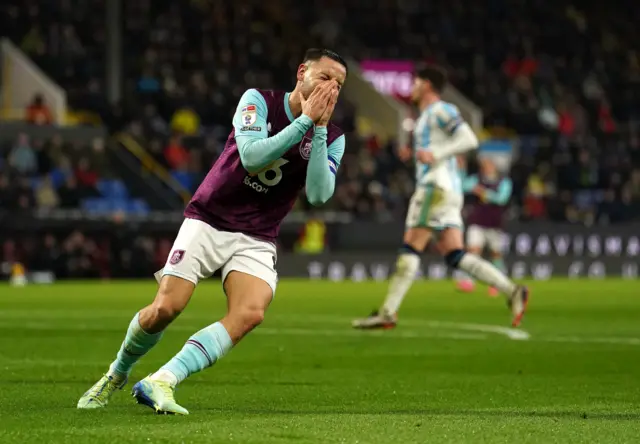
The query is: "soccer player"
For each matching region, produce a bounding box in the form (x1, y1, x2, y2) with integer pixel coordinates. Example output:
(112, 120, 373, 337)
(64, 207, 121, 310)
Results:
(352, 66, 528, 330)
(456, 156, 513, 296)
(77, 49, 348, 415)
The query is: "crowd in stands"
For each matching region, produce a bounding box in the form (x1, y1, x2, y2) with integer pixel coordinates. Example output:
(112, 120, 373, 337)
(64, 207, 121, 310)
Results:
(1, 0, 640, 227)
(0, 130, 149, 215)
(1, 231, 171, 279)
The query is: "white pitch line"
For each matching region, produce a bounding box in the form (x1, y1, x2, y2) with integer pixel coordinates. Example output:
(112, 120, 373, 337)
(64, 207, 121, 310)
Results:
(541, 336, 640, 346)
(2, 319, 640, 346)
(270, 314, 531, 341)
(257, 327, 487, 341)
(422, 320, 531, 341)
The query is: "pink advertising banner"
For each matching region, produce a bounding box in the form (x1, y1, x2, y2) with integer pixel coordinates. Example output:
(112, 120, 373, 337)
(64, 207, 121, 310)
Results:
(360, 60, 416, 98)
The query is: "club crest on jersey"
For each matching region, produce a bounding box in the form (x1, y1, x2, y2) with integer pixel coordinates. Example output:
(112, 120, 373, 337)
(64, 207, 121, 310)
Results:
(241, 105, 257, 126)
(299, 138, 312, 160)
(169, 249, 185, 265)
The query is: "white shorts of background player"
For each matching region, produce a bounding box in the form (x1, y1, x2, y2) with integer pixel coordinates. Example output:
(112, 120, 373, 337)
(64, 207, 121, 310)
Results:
(405, 184, 464, 231)
(466, 224, 505, 254)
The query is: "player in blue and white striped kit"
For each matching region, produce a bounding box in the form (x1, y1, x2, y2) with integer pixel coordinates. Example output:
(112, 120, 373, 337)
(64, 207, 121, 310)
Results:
(353, 65, 529, 330)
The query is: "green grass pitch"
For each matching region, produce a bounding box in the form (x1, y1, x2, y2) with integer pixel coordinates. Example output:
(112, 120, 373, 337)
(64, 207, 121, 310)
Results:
(1, 279, 639, 443)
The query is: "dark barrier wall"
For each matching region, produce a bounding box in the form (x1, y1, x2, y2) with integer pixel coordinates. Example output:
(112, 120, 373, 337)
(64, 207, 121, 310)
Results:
(1, 215, 639, 281)
(329, 221, 640, 252)
(0, 122, 106, 144)
(276, 254, 638, 281)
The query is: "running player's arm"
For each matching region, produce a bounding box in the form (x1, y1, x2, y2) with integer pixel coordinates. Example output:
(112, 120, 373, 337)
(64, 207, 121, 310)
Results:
(305, 129, 345, 206)
(432, 103, 479, 162)
(462, 174, 479, 193)
(234, 89, 314, 174)
(482, 177, 513, 205)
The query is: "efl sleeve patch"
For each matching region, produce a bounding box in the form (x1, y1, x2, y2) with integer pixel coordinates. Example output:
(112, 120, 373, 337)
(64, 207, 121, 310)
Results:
(241, 105, 257, 126)
(444, 116, 463, 134)
(328, 155, 338, 175)
(435, 104, 464, 135)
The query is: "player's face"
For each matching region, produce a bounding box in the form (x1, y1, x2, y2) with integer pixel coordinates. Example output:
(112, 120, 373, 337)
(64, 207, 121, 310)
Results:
(410, 77, 429, 104)
(298, 57, 347, 99)
(480, 158, 497, 176)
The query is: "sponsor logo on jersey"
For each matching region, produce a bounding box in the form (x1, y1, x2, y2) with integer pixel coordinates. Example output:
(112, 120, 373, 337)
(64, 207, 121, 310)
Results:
(240, 126, 262, 132)
(241, 104, 257, 126)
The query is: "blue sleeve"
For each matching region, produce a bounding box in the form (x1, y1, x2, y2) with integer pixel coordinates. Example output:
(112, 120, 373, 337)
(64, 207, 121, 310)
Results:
(462, 174, 479, 193)
(306, 131, 345, 206)
(327, 134, 345, 175)
(232, 89, 269, 138)
(484, 178, 513, 205)
(234, 89, 314, 173)
(434, 103, 464, 135)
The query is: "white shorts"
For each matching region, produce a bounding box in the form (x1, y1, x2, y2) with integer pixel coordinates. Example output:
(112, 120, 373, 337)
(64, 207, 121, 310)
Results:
(154, 218, 278, 295)
(466, 224, 504, 253)
(405, 185, 463, 231)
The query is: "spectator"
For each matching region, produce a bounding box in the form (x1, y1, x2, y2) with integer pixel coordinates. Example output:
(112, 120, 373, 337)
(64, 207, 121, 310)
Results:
(9, 134, 37, 174)
(75, 158, 98, 188)
(58, 176, 82, 208)
(170, 106, 200, 136)
(142, 105, 168, 137)
(147, 138, 167, 166)
(20, 24, 46, 56)
(522, 173, 547, 220)
(33, 139, 53, 175)
(25, 93, 53, 125)
(34, 175, 60, 209)
(0, 173, 16, 209)
(88, 138, 108, 175)
(137, 68, 161, 94)
(164, 135, 190, 170)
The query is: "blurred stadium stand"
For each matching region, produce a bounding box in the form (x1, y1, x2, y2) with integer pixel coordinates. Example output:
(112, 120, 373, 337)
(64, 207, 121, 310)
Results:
(1, 0, 639, 280)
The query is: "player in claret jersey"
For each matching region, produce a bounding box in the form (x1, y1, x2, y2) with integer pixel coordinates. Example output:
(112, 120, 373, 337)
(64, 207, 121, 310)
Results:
(77, 49, 347, 415)
(457, 156, 513, 296)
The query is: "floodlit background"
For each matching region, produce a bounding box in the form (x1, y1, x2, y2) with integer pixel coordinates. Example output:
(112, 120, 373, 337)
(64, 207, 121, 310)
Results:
(1, 1, 639, 443)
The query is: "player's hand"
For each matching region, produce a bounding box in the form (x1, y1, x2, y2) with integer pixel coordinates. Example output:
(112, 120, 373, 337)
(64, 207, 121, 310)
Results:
(300, 82, 333, 123)
(472, 185, 486, 198)
(398, 145, 412, 162)
(316, 83, 339, 127)
(416, 150, 435, 165)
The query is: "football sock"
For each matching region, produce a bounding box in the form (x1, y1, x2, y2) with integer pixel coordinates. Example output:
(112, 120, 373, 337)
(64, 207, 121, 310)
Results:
(454, 252, 517, 297)
(455, 269, 474, 282)
(108, 312, 163, 381)
(491, 257, 506, 273)
(381, 247, 421, 316)
(153, 322, 233, 386)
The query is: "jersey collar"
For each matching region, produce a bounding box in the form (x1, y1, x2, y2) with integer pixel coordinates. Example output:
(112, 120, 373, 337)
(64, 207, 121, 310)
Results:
(284, 92, 295, 122)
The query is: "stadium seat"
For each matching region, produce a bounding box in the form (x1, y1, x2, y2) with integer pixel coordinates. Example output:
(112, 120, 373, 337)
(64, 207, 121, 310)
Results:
(97, 179, 129, 199)
(81, 198, 111, 214)
(128, 199, 150, 215)
(108, 198, 130, 212)
(49, 169, 69, 188)
(171, 171, 195, 192)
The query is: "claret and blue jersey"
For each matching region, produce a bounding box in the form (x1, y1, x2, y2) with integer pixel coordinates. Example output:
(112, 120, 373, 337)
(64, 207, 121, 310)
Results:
(463, 173, 513, 228)
(184, 88, 345, 243)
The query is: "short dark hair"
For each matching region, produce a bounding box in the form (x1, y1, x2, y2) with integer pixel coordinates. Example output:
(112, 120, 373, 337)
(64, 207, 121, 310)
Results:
(303, 48, 348, 75)
(415, 65, 448, 93)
